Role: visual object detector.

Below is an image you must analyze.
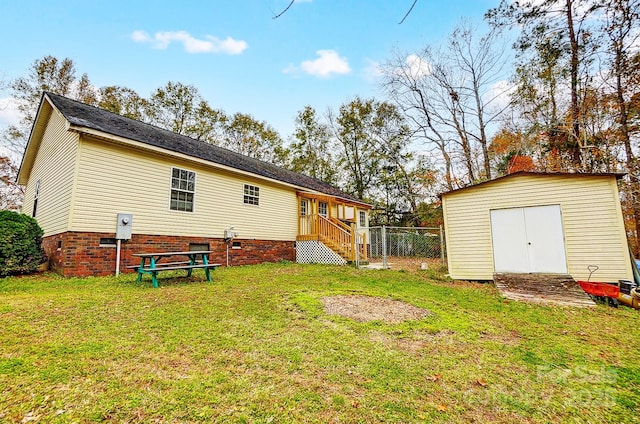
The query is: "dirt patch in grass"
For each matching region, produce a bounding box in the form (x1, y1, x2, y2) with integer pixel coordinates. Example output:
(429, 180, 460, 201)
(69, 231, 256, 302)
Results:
(322, 295, 431, 323)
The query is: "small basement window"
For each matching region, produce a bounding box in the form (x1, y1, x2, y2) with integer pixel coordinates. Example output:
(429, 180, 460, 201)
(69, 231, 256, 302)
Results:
(189, 243, 209, 251)
(232, 241, 242, 249)
(99, 238, 117, 247)
(243, 184, 260, 206)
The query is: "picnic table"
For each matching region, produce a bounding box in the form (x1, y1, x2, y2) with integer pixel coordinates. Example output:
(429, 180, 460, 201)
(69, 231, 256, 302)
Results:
(131, 250, 220, 288)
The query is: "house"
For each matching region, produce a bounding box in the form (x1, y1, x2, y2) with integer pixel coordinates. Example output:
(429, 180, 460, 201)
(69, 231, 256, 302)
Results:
(441, 172, 633, 282)
(16, 92, 371, 277)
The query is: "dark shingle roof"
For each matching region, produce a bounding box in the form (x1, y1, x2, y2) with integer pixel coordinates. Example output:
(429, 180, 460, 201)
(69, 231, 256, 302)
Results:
(44, 92, 366, 204)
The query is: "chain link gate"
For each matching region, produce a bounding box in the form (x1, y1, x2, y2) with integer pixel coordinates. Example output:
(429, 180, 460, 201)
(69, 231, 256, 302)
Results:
(361, 226, 446, 270)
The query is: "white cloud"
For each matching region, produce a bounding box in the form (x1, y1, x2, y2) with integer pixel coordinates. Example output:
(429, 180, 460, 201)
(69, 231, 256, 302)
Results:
(406, 54, 431, 78)
(0, 97, 21, 127)
(285, 50, 351, 78)
(131, 30, 152, 43)
(483, 79, 515, 111)
(363, 59, 383, 82)
(282, 63, 298, 75)
(131, 30, 248, 55)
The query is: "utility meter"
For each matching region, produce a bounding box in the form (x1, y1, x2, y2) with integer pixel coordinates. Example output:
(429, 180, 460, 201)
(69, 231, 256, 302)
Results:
(224, 226, 239, 243)
(116, 213, 133, 240)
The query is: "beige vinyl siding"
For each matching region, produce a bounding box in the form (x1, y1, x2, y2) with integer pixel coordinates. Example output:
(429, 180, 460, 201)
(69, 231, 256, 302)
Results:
(443, 174, 632, 282)
(71, 136, 298, 240)
(22, 107, 79, 236)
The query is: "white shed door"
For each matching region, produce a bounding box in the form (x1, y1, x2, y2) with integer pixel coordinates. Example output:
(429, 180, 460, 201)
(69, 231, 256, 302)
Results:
(490, 205, 567, 273)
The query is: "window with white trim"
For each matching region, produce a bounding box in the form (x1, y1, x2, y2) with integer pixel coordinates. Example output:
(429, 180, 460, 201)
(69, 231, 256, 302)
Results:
(170, 167, 195, 212)
(300, 200, 308, 216)
(243, 184, 260, 205)
(32, 179, 41, 218)
(359, 210, 366, 227)
(319, 201, 328, 218)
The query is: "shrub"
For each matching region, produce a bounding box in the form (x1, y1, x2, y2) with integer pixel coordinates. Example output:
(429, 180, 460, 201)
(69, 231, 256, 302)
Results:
(0, 210, 46, 277)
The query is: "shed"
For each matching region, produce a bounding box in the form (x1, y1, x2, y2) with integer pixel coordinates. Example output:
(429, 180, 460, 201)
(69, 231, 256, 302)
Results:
(441, 172, 633, 282)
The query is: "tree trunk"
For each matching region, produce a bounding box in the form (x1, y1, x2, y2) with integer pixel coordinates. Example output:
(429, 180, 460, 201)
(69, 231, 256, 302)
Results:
(473, 79, 492, 179)
(566, 0, 582, 168)
(613, 35, 640, 253)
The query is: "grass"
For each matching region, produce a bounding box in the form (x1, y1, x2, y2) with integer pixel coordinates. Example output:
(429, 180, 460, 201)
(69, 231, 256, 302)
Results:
(1, 262, 639, 423)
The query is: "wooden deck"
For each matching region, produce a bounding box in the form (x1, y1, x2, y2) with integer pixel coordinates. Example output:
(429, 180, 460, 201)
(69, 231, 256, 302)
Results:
(493, 273, 595, 308)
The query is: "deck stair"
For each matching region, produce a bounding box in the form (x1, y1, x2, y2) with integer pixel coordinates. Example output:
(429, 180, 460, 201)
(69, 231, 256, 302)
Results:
(493, 273, 595, 307)
(297, 214, 367, 263)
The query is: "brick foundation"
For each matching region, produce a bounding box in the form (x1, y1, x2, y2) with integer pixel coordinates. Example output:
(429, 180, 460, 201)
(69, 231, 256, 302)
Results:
(42, 232, 296, 277)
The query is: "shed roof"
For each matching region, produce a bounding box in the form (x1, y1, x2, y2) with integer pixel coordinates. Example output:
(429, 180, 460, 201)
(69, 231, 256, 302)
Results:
(440, 171, 626, 198)
(28, 92, 368, 206)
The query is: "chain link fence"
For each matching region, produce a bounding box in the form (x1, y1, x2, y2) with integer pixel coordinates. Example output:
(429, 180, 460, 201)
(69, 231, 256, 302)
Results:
(361, 226, 446, 270)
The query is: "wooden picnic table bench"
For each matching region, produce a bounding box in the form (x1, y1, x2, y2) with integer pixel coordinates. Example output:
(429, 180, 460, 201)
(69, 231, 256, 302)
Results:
(130, 250, 220, 288)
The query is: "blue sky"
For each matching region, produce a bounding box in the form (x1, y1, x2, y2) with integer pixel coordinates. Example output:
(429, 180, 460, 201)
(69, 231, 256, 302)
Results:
(0, 0, 499, 140)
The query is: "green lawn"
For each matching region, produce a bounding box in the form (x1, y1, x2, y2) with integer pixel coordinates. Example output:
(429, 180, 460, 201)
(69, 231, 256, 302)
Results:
(1, 263, 639, 423)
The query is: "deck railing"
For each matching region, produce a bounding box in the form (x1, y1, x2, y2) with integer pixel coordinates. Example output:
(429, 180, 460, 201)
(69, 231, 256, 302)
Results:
(298, 214, 367, 262)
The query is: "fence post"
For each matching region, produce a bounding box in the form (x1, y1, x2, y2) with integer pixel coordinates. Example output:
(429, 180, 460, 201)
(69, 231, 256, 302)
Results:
(350, 222, 356, 262)
(382, 225, 387, 268)
(440, 225, 445, 266)
(362, 231, 367, 261)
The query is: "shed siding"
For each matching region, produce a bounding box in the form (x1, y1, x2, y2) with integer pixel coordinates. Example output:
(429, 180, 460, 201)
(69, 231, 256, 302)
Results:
(443, 174, 631, 282)
(71, 136, 298, 240)
(22, 108, 78, 236)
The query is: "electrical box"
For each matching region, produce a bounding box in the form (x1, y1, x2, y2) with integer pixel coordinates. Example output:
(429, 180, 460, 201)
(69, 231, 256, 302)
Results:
(224, 227, 239, 243)
(116, 213, 133, 240)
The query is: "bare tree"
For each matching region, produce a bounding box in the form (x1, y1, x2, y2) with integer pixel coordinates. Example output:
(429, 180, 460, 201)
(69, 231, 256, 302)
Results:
(381, 49, 455, 190)
(382, 21, 510, 187)
(447, 23, 510, 179)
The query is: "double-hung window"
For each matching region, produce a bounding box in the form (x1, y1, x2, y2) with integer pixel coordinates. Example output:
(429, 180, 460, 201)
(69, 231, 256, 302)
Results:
(170, 168, 195, 212)
(319, 201, 328, 218)
(244, 184, 260, 206)
(359, 210, 367, 227)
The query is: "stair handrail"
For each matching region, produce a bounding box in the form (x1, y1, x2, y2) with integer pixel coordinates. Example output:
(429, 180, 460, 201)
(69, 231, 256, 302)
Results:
(319, 215, 351, 237)
(329, 217, 352, 232)
(318, 215, 355, 260)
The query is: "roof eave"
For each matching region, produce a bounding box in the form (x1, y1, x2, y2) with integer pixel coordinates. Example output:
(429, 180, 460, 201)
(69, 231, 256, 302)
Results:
(439, 171, 627, 199)
(16, 93, 53, 185)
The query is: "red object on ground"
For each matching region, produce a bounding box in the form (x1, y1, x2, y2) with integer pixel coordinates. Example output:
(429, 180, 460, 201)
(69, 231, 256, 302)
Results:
(577, 280, 620, 298)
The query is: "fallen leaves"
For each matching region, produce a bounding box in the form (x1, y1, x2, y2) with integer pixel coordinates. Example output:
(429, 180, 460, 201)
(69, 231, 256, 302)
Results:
(426, 373, 442, 382)
(475, 378, 488, 387)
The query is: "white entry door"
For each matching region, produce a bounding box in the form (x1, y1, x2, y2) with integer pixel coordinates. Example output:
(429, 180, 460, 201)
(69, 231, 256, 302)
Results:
(490, 205, 568, 273)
